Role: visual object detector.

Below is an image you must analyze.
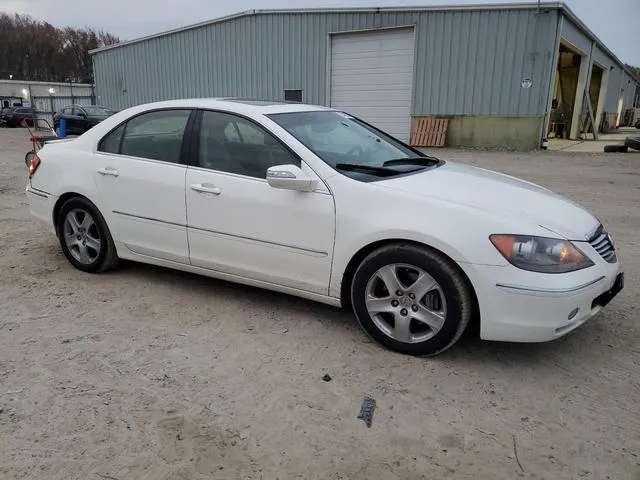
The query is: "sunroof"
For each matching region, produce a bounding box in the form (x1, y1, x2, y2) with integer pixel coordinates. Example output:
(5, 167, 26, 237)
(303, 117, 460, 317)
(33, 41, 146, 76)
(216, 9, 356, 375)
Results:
(223, 98, 289, 106)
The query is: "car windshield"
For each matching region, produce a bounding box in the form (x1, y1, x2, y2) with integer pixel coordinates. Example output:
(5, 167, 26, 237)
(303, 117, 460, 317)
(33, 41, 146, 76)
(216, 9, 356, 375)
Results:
(83, 106, 110, 116)
(267, 110, 439, 179)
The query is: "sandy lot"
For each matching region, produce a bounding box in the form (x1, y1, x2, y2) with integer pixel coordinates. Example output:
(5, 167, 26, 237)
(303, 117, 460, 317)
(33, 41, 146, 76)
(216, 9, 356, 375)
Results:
(0, 127, 638, 480)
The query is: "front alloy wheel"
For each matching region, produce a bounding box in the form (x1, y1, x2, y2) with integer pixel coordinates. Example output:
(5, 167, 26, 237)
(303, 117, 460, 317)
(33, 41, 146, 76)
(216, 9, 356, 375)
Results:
(365, 263, 447, 344)
(351, 244, 474, 356)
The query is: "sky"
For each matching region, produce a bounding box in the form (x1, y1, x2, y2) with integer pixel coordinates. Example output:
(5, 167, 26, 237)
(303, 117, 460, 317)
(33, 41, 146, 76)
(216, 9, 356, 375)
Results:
(4, 0, 640, 65)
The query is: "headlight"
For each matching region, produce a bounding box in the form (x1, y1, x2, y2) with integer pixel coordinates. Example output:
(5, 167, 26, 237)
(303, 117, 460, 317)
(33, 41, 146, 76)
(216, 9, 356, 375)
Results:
(490, 235, 594, 273)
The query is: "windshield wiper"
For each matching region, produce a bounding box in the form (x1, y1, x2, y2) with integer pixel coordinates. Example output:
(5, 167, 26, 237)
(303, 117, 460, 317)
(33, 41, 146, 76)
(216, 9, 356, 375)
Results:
(335, 163, 414, 177)
(382, 157, 440, 167)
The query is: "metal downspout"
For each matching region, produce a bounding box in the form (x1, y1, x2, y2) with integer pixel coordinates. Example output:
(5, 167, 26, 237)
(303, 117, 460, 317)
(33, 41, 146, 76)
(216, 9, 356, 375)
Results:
(540, 13, 563, 148)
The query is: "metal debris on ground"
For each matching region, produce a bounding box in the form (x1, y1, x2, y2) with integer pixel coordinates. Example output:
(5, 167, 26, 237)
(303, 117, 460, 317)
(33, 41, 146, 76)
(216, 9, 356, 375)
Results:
(357, 395, 376, 428)
(513, 434, 525, 472)
(2, 389, 23, 395)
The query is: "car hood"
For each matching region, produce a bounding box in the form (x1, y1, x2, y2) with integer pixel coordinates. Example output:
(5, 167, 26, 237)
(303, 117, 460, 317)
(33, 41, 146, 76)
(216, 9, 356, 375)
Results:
(376, 161, 598, 240)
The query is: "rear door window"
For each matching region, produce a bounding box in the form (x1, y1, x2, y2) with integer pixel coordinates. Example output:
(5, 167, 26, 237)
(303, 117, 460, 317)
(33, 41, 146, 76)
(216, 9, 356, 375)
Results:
(100, 109, 191, 163)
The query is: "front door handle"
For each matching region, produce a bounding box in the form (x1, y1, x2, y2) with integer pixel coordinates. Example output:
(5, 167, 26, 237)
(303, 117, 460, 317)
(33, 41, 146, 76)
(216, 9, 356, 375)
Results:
(97, 167, 119, 177)
(190, 183, 221, 195)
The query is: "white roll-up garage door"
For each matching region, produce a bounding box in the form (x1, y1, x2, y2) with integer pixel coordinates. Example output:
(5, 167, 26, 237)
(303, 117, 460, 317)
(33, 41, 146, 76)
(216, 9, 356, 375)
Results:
(330, 28, 415, 142)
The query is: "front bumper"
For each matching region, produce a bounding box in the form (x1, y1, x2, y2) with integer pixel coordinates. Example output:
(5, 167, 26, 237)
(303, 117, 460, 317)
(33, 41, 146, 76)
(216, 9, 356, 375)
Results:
(461, 257, 623, 343)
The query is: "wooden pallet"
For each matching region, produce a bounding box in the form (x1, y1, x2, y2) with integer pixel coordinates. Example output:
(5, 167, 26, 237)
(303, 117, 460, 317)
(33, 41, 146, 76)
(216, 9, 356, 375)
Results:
(410, 117, 449, 147)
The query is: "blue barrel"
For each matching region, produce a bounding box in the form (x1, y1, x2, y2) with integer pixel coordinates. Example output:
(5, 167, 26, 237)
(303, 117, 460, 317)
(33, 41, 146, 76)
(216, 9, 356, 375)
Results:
(59, 117, 67, 138)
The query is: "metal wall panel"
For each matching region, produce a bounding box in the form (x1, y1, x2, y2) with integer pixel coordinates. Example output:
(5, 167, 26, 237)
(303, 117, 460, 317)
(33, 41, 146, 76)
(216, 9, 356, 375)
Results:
(604, 66, 623, 113)
(622, 72, 637, 108)
(592, 46, 613, 70)
(92, 8, 556, 117)
(413, 8, 557, 116)
(560, 18, 591, 54)
(558, 16, 639, 122)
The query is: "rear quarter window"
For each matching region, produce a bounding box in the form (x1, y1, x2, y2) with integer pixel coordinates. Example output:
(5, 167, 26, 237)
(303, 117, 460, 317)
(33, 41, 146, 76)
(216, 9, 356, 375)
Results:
(98, 124, 125, 154)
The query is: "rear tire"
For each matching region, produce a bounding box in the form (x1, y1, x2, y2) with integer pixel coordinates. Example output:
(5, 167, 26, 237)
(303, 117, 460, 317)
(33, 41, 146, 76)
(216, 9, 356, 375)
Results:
(350, 243, 474, 356)
(624, 136, 640, 152)
(56, 197, 119, 273)
(604, 144, 628, 153)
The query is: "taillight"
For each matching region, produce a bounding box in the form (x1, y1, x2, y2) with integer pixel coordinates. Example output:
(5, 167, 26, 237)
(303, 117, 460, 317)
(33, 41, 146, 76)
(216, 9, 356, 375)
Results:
(28, 155, 41, 178)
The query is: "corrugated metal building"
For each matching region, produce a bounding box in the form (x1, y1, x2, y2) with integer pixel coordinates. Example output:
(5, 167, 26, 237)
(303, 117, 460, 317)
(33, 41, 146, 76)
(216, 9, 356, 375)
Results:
(0, 80, 95, 124)
(90, 2, 640, 149)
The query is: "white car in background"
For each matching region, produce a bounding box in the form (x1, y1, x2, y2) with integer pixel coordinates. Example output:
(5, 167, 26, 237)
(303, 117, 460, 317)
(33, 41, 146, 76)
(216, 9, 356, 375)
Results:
(25, 98, 624, 356)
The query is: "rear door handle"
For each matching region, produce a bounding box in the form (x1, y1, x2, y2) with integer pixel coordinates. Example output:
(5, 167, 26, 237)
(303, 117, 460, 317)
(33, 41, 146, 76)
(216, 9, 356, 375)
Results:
(190, 183, 221, 195)
(97, 167, 119, 177)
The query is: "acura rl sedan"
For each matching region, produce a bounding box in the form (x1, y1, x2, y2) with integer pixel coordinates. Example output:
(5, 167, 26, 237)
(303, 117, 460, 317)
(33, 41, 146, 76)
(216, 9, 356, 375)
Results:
(25, 98, 624, 356)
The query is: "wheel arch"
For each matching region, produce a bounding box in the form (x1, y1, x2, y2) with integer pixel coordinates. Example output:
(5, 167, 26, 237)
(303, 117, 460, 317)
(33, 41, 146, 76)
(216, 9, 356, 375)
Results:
(52, 192, 100, 236)
(339, 238, 480, 334)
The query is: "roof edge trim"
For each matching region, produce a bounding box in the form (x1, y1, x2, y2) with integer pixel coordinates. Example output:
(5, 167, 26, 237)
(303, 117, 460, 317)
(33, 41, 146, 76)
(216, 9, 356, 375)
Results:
(89, 2, 564, 54)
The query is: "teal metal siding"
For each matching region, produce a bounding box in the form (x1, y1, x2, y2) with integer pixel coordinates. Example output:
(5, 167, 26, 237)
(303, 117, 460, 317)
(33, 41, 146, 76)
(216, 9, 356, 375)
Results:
(560, 18, 639, 115)
(621, 71, 637, 108)
(560, 18, 591, 54)
(604, 67, 623, 113)
(413, 8, 557, 116)
(92, 8, 558, 117)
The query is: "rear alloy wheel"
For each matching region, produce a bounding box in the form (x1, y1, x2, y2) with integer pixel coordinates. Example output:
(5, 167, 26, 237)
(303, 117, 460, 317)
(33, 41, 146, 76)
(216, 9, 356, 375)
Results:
(351, 244, 474, 356)
(57, 197, 119, 273)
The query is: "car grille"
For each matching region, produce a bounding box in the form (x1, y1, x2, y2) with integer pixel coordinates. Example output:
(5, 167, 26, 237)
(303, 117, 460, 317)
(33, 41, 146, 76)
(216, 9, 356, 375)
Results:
(588, 225, 616, 263)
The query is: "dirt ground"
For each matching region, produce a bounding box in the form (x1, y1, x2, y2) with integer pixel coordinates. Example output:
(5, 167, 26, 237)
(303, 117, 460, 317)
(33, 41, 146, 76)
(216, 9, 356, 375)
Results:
(0, 127, 638, 480)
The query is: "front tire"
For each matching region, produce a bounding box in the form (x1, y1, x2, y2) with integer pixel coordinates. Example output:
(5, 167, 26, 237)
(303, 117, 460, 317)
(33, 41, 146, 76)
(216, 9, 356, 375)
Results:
(351, 244, 474, 356)
(56, 197, 119, 273)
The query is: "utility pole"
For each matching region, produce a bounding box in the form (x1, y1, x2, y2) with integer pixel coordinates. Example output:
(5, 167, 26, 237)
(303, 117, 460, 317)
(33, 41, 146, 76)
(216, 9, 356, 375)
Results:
(66, 75, 75, 104)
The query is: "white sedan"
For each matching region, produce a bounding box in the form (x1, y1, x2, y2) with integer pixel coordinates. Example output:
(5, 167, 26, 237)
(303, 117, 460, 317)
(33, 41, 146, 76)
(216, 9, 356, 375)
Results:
(25, 99, 624, 356)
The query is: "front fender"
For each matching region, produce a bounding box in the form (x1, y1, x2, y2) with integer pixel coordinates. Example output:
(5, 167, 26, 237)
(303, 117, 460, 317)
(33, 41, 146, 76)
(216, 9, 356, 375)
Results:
(326, 176, 552, 300)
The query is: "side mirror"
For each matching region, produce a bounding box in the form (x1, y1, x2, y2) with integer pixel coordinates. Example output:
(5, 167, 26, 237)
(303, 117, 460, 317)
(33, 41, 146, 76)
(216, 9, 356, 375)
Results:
(266, 164, 318, 192)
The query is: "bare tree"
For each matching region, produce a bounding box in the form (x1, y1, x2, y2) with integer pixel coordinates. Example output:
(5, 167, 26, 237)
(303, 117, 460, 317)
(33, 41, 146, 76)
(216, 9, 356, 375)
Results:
(624, 64, 640, 80)
(0, 13, 119, 83)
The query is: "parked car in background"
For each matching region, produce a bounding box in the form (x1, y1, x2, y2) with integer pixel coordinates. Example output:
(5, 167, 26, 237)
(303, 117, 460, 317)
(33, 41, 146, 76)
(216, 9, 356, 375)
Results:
(0, 107, 12, 126)
(1, 106, 36, 127)
(53, 105, 113, 135)
(25, 98, 624, 356)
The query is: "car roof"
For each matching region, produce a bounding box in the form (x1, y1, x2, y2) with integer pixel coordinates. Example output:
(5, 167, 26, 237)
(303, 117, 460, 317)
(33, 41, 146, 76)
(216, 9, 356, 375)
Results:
(121, 98, 335, 116)
(66, 97, 342, 150)
(67, 104, 107, 108)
